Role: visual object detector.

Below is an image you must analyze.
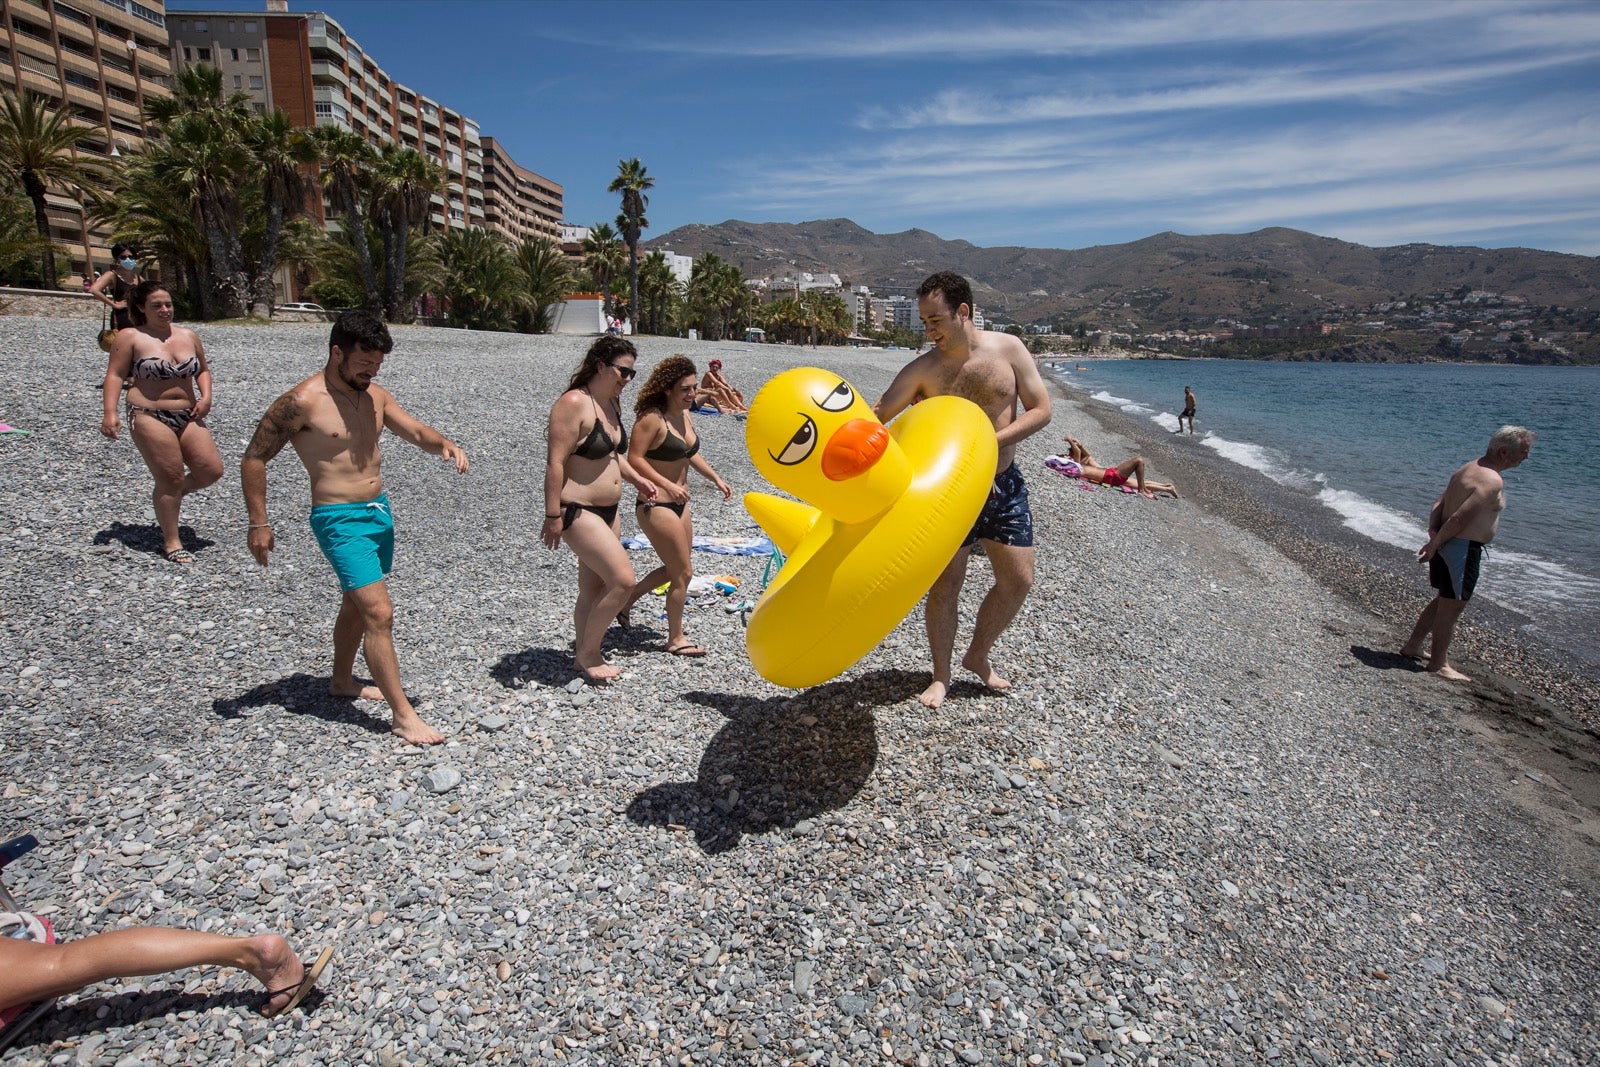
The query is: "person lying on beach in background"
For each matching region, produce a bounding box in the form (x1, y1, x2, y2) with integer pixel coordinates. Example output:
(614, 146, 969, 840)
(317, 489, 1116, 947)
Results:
(0, 919, 332, 1023)
(875, 269, 1052, 709)
(1177, 386, 1196, 435)
(240, 311, 469, 745)
(1062, 436, 1179, 499)
(696, 360, 747, 414)
(1399, 425, 1534, 682)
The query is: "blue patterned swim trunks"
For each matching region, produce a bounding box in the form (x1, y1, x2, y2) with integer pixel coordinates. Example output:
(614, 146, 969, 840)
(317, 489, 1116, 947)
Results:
(964, 463, 1034, 548)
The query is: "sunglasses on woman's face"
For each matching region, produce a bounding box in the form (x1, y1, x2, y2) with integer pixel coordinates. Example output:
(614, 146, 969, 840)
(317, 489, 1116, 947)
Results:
(609, 362, 636, 381)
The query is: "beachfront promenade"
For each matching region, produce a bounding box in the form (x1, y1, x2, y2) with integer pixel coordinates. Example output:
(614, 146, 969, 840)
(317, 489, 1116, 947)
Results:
(1, 318, 1596, 1065)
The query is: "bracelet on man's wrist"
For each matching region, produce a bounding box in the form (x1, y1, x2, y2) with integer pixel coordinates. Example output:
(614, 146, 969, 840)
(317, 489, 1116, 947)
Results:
(544, 514, 560, 520)
(248, 523, 273, 530)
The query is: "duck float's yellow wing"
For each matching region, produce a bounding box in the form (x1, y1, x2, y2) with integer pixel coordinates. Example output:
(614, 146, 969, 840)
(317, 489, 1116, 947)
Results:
(742, 368, 997, 688)
(742, 492, 820, 557)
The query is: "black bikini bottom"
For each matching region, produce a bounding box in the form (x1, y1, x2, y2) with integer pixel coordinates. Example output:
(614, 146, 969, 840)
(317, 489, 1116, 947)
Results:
(560, 501, 619, 530)
(635, 498, 687, 517)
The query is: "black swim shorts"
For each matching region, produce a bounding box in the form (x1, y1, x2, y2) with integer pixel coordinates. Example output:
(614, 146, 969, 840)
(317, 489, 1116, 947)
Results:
(964, 463, 1034, 548)
(1429, 538, 1484, 601)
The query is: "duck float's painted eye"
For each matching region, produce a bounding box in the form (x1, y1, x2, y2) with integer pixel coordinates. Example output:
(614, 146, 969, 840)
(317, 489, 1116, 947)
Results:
(817, 381, 854, 412)
(771, 415, 818, 465)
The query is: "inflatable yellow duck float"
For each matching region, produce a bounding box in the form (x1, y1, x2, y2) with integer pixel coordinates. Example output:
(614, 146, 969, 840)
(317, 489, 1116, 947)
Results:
(743, 367, 997, 688)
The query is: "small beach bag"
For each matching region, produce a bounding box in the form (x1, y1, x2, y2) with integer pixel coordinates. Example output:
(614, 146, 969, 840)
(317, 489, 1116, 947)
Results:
(96, 307, 118, 353)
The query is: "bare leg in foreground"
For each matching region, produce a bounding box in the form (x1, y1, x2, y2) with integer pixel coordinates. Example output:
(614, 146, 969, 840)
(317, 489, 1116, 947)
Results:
(0, 930, 307, 1018)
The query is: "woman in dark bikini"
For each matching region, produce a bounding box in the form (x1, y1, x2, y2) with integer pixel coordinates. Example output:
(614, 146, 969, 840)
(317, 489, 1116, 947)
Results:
(542, 337, 658, 682)
(88, 242, 141, 331)
(623, 356, 733, 657)
(99, 281, 224, 562)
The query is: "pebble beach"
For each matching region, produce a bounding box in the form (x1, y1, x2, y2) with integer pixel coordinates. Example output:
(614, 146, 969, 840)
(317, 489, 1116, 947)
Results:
(2, 317, 1597, 1065)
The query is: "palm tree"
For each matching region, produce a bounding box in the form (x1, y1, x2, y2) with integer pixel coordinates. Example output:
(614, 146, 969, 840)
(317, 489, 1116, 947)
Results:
(244, 110, 317, 317)
(89, 141, 210, 312)
(581, 221, 624, 304)
(638, 250, 680, 336)
(512, 236, 571, 333)
(369, 143, 441, 322)
(607, 157, 653, 332)
(0, 188, 51, 282)
(145, 111, 254, 317)
(0, 89, 109, 288)
(136, 65, 258, 317)
(436, 226, 520, 330)
(312, 125, 380, 312)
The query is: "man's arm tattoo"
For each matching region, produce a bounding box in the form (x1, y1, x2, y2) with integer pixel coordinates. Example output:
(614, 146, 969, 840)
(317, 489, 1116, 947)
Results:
(243, 396, 301, 462)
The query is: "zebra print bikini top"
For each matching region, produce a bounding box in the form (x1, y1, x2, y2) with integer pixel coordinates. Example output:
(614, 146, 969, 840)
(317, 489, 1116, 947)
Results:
(131, 354, 201, 380)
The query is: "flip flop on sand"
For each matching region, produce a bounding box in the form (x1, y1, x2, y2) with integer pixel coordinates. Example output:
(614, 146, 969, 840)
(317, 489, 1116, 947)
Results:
(164, 548, 194, 564)
(665, 642, 707, 657)
(263, 945, 333, 1018)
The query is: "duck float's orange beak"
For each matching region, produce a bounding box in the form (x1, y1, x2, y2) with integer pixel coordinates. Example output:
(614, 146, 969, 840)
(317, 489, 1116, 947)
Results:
(821, 419, 888, 481)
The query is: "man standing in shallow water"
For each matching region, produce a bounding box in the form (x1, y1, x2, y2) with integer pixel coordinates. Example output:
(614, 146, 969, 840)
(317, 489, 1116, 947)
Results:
(874, 270, 1052, 709)
(1400, 425, 1534, 682)
(241, 311, 469, 744)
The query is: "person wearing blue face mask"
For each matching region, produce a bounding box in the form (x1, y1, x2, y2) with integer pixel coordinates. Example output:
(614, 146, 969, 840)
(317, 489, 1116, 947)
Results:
(89, 243, 143, 331)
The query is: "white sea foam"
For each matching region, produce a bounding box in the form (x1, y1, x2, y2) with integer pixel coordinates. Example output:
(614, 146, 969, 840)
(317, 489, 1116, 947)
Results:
(1197, 433, 1314, 488)
(1151, 412, 1181, 432)
(1089, 390, 1154, 416)
(1316, 487, 1427, 550)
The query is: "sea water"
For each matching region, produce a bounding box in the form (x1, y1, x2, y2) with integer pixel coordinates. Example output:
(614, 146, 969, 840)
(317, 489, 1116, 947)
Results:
(1049, 358, 1600, 668)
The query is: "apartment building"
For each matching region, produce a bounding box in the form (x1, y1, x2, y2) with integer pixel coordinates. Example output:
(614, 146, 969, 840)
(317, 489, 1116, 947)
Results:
(167, 5, 499, 235)
(480, 135, 561, 245)
(1, 0, 174, 282)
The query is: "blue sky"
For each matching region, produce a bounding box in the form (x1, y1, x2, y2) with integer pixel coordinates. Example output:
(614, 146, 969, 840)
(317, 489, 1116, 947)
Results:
(170, 0, 1600, 256)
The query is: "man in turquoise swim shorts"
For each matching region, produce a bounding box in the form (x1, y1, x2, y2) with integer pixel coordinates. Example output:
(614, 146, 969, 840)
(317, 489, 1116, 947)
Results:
(1400, 425, 1533, 682)
(241, 311, 469, 744)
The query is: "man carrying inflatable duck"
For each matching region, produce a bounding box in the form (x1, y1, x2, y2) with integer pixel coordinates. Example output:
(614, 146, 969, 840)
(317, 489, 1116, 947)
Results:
(874, 271, 1053, 709)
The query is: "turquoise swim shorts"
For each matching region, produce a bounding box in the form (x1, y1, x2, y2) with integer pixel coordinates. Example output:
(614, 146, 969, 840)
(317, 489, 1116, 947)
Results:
(309, 493, 394, 592)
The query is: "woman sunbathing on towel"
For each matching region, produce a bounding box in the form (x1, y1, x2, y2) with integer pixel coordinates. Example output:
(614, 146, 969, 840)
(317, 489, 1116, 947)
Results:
(1062, 436, 1179, 499)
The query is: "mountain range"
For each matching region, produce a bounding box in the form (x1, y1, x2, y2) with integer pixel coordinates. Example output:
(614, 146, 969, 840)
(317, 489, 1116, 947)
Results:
(646, 219, 1600, 330)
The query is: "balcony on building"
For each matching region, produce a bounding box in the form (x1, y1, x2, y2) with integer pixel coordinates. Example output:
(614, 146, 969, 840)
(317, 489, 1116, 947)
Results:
(310, 60, 349, 88)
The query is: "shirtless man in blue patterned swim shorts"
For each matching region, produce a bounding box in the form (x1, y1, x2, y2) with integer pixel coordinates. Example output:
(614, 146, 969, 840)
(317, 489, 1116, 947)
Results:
(1400, 425, 1534, 682)
(240, 311, 469, 744)
(875, 271, 1053, 709)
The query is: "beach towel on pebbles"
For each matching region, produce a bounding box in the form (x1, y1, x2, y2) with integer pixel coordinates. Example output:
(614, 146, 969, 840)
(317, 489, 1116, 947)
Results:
(622, 533, 776, 555)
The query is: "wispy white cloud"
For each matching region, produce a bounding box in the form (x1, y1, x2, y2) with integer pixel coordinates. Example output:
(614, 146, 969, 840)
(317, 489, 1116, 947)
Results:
(630, 0, 1540, 61)
(866, 48, 1599, 128)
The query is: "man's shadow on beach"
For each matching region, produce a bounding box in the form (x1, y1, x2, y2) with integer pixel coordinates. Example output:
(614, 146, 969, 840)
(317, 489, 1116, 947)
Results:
(1350, 645, 1426, 673)
(626, 669, 922, 855)
(92, 521, 213, 558)
(210, 672, 390, 734)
